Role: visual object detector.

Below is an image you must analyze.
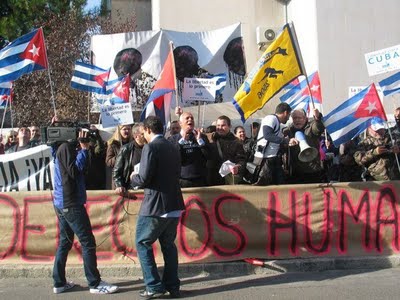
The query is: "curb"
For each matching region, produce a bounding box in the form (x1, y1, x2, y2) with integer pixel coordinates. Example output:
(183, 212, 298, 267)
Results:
(1, 256, 399, 278)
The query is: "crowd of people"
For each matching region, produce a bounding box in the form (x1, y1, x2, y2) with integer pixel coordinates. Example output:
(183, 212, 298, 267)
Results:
(1, 105, 400, 189)
(2, 108, 400, 297)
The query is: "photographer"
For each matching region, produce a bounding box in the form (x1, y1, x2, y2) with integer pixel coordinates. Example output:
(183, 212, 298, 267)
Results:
(168, 112, 209, 187)
(354, 121, 400, 181)
(52, 130, 118, 294)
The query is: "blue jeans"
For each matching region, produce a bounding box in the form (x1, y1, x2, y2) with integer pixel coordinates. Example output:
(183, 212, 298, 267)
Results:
(136, 215, 180, 293)
(53, 205, 101, 288)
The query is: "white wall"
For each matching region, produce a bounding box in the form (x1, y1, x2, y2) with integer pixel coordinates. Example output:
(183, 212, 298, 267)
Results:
(314, 0, 400, 114)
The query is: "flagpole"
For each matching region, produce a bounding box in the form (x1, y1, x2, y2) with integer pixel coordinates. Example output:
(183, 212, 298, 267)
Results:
(0, 99, 9, 135)
(87, 92, 91, 123)
(41, 27, 57, 117)
(377, 82, 400, 174)
(201, 101, 206, 128)
(169, 42, 179, 110)
(197, 102, 201, 128)
(9, 97, 14, 130)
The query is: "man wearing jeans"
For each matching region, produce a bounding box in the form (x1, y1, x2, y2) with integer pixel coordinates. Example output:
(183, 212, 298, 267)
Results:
(131, 116, 185, 299)
(52, 132, 118, 294)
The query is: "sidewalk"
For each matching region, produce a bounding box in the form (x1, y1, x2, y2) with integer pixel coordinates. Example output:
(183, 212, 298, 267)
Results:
(2, 255, 400, 279)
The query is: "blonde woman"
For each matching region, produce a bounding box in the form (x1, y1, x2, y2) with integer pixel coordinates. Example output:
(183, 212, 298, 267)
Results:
(105, 125, 133, 189)
(106, 125, 133, 168)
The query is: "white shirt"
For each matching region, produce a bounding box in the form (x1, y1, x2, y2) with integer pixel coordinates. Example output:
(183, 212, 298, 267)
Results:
(255, 114, 283, 158)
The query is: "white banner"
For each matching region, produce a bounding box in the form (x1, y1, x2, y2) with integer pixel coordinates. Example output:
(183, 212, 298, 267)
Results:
(365, 44, 400, 76)
(0, 145, 54, 192)
(91, 24, 244, 110)
(182, 77, 218, 103)
(100, 103, 134, 128)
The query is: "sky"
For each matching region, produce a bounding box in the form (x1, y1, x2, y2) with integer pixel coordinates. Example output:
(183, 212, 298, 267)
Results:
(84, 0, 101, 12)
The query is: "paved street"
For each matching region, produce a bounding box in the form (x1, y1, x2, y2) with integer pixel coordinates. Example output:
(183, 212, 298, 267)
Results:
(1, 268, 400, 299)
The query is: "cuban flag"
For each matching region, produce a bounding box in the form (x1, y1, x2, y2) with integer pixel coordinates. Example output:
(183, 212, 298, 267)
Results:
(0, 81, 12, 107)
(109, 74, 130, 104)
(140, 48, 176, 125)
(379, 71, 400, 97)
(0, 28, 48, 83)
(214, 73, 227, 97)
(323, 83, 387, 147)
(70, 61, 111, 94)
(280, 71, 322, 114)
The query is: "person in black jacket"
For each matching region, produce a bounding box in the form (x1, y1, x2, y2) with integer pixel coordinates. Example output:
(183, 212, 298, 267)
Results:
(168, 112, 209, 187)
(113, 123, 146, 196)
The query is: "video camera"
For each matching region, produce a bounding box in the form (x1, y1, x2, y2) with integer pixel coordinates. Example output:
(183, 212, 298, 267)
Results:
(41, 120, 96, 145)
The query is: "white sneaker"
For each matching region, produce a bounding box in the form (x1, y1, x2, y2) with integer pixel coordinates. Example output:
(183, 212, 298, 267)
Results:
(90, 280, 119, 294)
(53, 281, 75, 294)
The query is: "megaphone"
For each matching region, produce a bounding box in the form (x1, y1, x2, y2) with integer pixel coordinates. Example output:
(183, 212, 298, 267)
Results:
(295, 131, 319, 163)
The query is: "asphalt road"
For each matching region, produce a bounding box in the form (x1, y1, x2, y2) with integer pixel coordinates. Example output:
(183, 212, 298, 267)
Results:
(0, 268, 399, 299)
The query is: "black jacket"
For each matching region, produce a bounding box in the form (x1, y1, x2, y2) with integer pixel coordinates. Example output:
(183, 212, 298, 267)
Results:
(113, 141, 143, 189)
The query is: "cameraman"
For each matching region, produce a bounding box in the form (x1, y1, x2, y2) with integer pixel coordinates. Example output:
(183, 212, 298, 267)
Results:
(52, 130, 118, 294)
(86, 125, 107, 190)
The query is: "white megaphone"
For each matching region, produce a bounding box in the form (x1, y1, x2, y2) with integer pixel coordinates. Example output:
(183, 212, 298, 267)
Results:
(295, 131, 319, 163)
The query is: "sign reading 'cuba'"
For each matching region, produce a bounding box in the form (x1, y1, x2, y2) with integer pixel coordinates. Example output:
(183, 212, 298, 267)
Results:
(365, 44, 400, 76)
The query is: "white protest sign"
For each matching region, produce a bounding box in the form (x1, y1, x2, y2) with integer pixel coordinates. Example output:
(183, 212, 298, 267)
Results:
(100, 102, 134, 128)
(348, 86, 383, 99)
(365, 44, 400, 76)
(0, 145, 54, 192)
(182, 77, 218, 103)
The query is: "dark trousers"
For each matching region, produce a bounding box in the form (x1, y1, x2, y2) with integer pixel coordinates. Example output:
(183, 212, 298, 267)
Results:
(53, 205, 101, 288)
(136, 216, 180, 293)
(254, 156, 285, 185)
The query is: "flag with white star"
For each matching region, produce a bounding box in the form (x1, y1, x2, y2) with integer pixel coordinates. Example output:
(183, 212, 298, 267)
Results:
(279, 71, 322, 115)
(323, 83, 387, 147)
(110, 74, 130, 103)
(0, 28, 48, 83)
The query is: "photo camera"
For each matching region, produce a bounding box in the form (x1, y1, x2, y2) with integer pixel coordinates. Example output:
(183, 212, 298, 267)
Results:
(41, 120, 95, 145)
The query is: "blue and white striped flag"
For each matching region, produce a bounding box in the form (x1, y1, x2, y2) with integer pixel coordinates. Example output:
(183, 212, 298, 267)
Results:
(379, 71, 400, 97)
(70, 61, 110, 94)
(214, 73, 227, 97)
(0, 81, 12, 107)
(323, 84, 387, 147)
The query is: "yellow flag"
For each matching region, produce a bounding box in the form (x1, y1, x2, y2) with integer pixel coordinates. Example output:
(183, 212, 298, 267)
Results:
(233, 23, 306, 122)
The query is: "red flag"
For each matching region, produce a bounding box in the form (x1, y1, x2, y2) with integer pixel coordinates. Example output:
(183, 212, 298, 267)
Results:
(20, 28, 48, 69)
(111, 74, 130, 103)
(354, 83, 387, 121)
(140, 46, 177, 123)
(94, 69, 111, 88)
